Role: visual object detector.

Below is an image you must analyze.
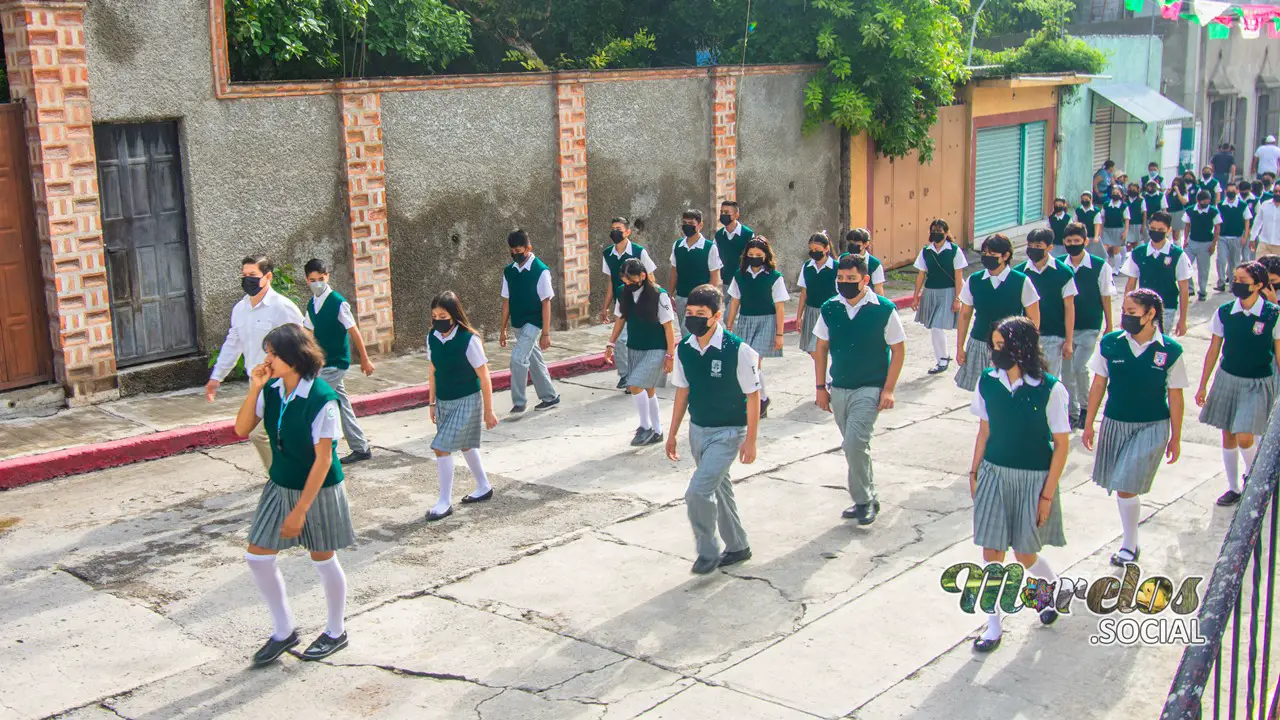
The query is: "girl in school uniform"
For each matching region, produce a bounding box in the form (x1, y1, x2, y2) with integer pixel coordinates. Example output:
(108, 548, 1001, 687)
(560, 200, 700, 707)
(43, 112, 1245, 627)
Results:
(1195, 262, 1280, 506)
(1166, 178, 1190, 247)
(955, 233, 1041, 391)
(1259, 255, 1280, 303)
(1101, 186, 1129, 271)
(605, 257, 677, 447)
(1083, 288, 1187, 567)
(968, 316, 1070, 653)
(795, 231, 838, 356)
(912, 219, 969, 375)
(841, 228, 886, 295)
(427, 291, 500, 522)
(727, 237, 790, 418)
(234, 324, 354, 666)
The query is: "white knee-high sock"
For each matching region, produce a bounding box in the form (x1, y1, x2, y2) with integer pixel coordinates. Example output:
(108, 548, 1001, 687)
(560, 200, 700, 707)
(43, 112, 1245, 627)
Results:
(648, 394, 663, 435)
(759, 368, 768, 401)
(633, 392, 652, 429)
(433, 454, 454, 514)
(982, 608, 1003, 640)
(1027, 556, 1058, 583)
(246, 553, 294, 641)
(1117, 496, 1141, 552)
(311, 556, 347, 638)
(1242, 444, 1258, 477)
(1225, 448, 1241, 492)
(930, 329, 948, 364)
(462, 448, 491, 496)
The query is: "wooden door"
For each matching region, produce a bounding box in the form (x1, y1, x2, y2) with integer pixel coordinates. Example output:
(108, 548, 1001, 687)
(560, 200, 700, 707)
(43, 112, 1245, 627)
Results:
(0, 103, 52, 390)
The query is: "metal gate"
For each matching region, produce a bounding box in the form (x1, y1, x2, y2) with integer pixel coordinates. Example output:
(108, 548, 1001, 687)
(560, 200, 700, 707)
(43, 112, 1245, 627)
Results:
(95, 122, 196, 367)
(974, 126, 1022, 235)
(0, 103, 52, 391)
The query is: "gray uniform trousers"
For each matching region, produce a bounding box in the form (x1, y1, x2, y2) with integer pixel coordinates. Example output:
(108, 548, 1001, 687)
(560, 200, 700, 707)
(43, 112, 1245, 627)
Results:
(1041, 335, 1066, 379)
(1216, 236, 1245, 286)
(685, 424, 750, 560)
(615, 325, 630, 378)
(1186, 240, 1214, 293)
(832, 386, 882, 505)
(319, 366, 370, 454)
(1062, 329, 1101, 414)
(673, 296, 689, 338)
(509, 323, 558, 407)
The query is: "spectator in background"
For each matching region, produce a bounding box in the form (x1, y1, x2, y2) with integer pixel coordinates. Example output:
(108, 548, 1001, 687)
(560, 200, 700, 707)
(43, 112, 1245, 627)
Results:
(1253, 135, 1280, 180)
(1093, 160, 1116, 204)
(1211, 143, 1237, 190)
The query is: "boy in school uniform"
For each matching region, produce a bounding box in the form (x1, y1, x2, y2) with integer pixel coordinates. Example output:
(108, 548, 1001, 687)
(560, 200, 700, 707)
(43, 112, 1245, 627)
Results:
(670, 209, 724, 336)
(1015, 229, 1078, 381)
(1141, 162, 1165, 192)
(1200, 165, 1222, 203)
(1121, 210, 1192, 336)
(842, 228, 887, 295)
(1183, 190, 1223, 302)
(601, 217, 658, 390)
(1215, 183, 1253, 291)
(1141, 180, 1165, 241)
(302, 259, 376, 464)
(667, 284, 760, 575)
(715, 201, 754, 294)
(499, 229, 561, 413)
(1076, 192, 1103, 257)
(814, 254, 907, 526)
(1047, 198, 1072, 256)
(1060, 222, 1114, 429)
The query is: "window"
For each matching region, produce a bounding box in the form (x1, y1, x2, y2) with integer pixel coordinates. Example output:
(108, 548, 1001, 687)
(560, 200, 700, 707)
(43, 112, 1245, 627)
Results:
(1258, 89, 1279, 147)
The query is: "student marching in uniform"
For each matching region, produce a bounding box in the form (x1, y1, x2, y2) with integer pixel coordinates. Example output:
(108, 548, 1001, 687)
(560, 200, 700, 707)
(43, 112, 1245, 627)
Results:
(302, 259, 376, 464)
(968, 316, 1070, 653)
(1182, 190, 1223, 303)
(666, 284, 761, 575)
(1215, 183, 1254, 292)
(1166, 178, 1190, 247)
(1048, 198, 1072, 256)
(727, 237, 789, 419)
(1245, 183, 1263, 258)
(1076, 192, 1104, 257)
(1083, 289, 1187, 567)
(1060, 222, 1115, 429)
(234, 325, 354, 666)
(912, 219, 969, 375)
(1261, 255, 1280, 303)
(955, 234, 1042, 391)
(605, 258, 677, 446)
(841, 228, 886, 295)
(1141, 180, 1165, 244)
(670, 209, 724, 336)
(601, 218, 658, 391)
(1200, 165, 1222, 203)
(499, 229, 561, 413)
(796, 231, 838, 356)
(1124, 182, 1146, 262)
(1015, 229, 1078, 383)
(1101, 186, 1129, 271)
(715, 201, 754, 295)
(814, 254, 907, 526)
(1195, 262, 1280, 506)
(1122, 210, 1192, 336)
(1141, 162, 1165, 192)
(426, 292, 500, 521)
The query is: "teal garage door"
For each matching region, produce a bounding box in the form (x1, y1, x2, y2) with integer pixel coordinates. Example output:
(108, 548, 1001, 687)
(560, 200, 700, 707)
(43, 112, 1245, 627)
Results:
(1021, 121, 1047, 224)
(974, 121, 1049, 235)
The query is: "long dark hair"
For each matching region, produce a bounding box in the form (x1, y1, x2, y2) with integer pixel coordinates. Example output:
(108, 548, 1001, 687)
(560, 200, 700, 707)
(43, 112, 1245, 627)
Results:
(1127, 288, 1166, 335)
(993, 316, 1046, 381)
(807, 232, 832, 259)
(618, 257, 659, 324)
(263, 324, 325, 380)
(1236, 261, 1270, 296)
(740, 237, 777, 274)
(431, 290, 478, 336)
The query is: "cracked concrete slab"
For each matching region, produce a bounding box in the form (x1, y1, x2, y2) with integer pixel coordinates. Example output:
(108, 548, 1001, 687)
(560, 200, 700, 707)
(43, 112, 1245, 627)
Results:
(475, 687, 604, 719)
(635, 684, 818, 719)
(539, 659, 694, 720)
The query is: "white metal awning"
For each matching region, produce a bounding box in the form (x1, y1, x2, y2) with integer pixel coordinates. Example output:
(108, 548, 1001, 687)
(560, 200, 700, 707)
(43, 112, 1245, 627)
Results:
(1089, 83, 1193, 126)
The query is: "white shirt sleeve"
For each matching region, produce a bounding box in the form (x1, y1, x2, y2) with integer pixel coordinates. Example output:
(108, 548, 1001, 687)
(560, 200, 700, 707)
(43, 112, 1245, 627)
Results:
(657, 293, 676, 325)
(871, 264, 886, 285)
(602, 255, 612, 275)
(641, 249, 658, 273)
(614, 300, 623, 318)
(728, 278, 741, 300)
(1209, 310, 1225, 337)
(500, 275, 510, 299)
(1047, 382, 1071, 434)
(1119, 255, 1140, 278)
(1182, 211, 1191, 224)
(1244, 206, 1254, 221)
(969, 381, 988, 421)
(672, 348, 688, 388)
(771, 276, 790, 303)
(537, 269, 555, 301)
(337, 301, 357, 330)
(1021, 278, 1041, 308)
(708, 244, 724, 272)
(302, 312, 314, 331)
(466, 336, 488, 369)
(255, 388, 266, 419)
(738, 342, 762, 393)
(1175, 252, 1194, 281)
(813, 313, 830, 341)
(1088, 344, 1109, 377)
(954, 251, 970, 270)
(281, 299, 305, 326)
(1062, 278, 1079, 299)
(311, 400, 341, 444)
(1213, 213, 1223, 226)
(669, 245, 678, 266)
(958, 276, 975, 306)
(884, 308, 907, 345)
(1167, 354, 1190, 389)
(1098, 262, 1115, 297)
(797, 266, 809, 288)
(210, 309, 245, 383)
(912, 250, 929, 272)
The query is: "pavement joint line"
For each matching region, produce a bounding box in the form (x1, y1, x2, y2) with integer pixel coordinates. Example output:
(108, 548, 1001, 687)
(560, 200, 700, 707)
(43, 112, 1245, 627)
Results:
(534, 655, 630, 697)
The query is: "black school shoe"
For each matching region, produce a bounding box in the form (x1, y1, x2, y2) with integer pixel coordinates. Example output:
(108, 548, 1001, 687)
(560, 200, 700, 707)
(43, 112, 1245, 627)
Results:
(616, 376, 629, 390)
(842, 500, 881, 525)
(1216, 490, 1242, 506)
(1110, 546, 1140, 567)
(341, 450, 373, 464)
(760, 398, 771, 419)
(630, 427, 652, 447)
(927, 359, 951, 375)
(251, 631, 299, 667)
(1039, 608, 1060, 625)
(973, 635, 1002, 654)
(510, 405, 526, 414)
(462, 489, 493, 504)
(426, 506, 453, 522)
(535, 397, 561, 410)
(300, 631, 349, 661)
(1198, 291, 1208, 302)
(719, 548, 752, 567)
(691, 556, 720, 575)
(643, 431, 664, 446)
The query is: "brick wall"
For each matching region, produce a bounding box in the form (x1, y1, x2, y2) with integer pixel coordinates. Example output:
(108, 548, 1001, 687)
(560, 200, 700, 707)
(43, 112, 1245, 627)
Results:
(339, 88, 394, 353)
(1, 0, 115, 400)
(712, 67, 739, 208)
(555, 77, 591, 327)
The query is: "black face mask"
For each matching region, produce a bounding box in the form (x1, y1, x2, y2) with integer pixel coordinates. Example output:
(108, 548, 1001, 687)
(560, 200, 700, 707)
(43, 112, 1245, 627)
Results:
(809, 250, 827, 261)
(511, 251, 528, 265)
(746, 256, 765, 268)
(1082, 200, 1092, 206)
(685, 315, 712, 337)
(929, 232, 946, 243)
(848, 243, 864, 255)
(681, 224, 698, 238)
(1121, 313, 1146, 336)
(1111, 196, 1123, 203)
(1054, 206, 1067, 214)
(432, 318, 453, 335)
(837, 281, 861, 299)
(1148, 230, 1167, 244)
(624, 282, 643, 293)
(1027, 247, 1046, 263)
(242, 276, 263, 296)
(1203, 173, 1212, 180)
(981, 255, 1002, 272)
(719, 213, 733, 227)
(610, 229, 625, 243)
(1064, 243, 1085, 257)
(1231, 282, 1254, 299)
(1227, 192, 1238, 200)
(1128, 190, 1139, 197)
(989, 347, 1016, 371)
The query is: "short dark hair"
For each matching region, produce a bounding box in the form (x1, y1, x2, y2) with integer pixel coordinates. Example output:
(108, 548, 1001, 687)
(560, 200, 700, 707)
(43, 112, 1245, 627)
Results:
(1257, 254, 1280, 279)
(837, 253, 867, 275)
(1225, 181, 1237, 191)
(686, 284, 723, 314)
(980, 233, 1013, 259)
(1263, 172, 1277, 181)
(507, 228, 529, 248)
(1026, 228, 1054, 247)
(611, 217, 630, 227)
(682, 209, 703, 223)
(263, 324, 325, 380)
(1197, 190, 1212, 202)
(303, 258, 328, 276)
(1104, 160, 1115, 169)
(242, 255, 273, 275)
(1149, 161, 1160, 168)
(1149, 210, 1172, 227)
(720, 200, 739, 210)
(1064, 222, 1088, 240)
(1053, 197, 1067, 205)
(846, 228, 872, 246)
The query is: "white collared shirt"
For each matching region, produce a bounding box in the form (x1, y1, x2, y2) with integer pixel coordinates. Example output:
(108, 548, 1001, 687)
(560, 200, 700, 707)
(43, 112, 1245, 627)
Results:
(671, 324, 761, 393)
(431, 325, 488, 368)
(1065, 251, 1115, 297)
(302, 287, 356, 331)
(211, 288, 306, 382)
(668, 234, 724, 271)
(1209, 298, 1280, 339)
(1142, 192, 1165, 210)
(912, 241, 969, 273)
(1182, 205, 1223, 226)
(500, 253, 555, 301)
(600, 241, 658, 276)
(728, 268, 790, 303)
(1023, 258, 1080, 299)
(614, 288, 677, 324)
(796, 256, 834, 287)
(254, 377, 341, 445)
(812, 291, 908, 345)
(1088, 331, 1190, 388)
(958, 266, 1041, 307)
(969, 368, 1072, 434)
(1250, 200, 1280, 247)
(723, 222, 743, 238)
(1119, 241, 1194, 282)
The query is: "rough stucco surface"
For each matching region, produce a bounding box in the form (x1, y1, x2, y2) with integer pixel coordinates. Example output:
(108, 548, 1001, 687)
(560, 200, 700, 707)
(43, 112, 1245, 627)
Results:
(382, 86, 560, 351)
(84, 0, 350, 358)
(737, 73, 839, 289)
(585, 78, 712, 315)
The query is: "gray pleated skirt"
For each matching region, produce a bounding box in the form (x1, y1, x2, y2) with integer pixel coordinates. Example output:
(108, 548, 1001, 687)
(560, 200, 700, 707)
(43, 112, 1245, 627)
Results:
(972, 460, 1066, 554)
(915, 287, 958, 330)
(955, 337, 992, 391)
(736, 314, 782, 358)
(248, 481, 356, 552)
(1171, 215, 1186, 231)
(432, 391, 483, 452)
(799, 305, 822, 353)
(1199, 370, 1279, 435)
(1092, 417, 1170, 495)
(625, 347, 667, 389)
(1102, 226, 1125, 247)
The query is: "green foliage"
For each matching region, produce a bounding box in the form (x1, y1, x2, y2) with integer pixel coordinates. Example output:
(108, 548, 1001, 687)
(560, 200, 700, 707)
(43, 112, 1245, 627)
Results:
(974, 28, 1108, 76)
(502, 29, 656, 71)
(957, 0, 1076, 40)
(205, 263, 304, 381)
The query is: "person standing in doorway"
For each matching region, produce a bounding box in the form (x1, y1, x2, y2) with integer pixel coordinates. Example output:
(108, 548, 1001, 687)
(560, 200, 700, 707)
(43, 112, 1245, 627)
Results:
(601, 217, 658, 392)
(670, 209, 724, 337)
(208, 255, 306, 472)
(1121, 211, 1191, 335)
(1060, 222, 1114, 429)
(1183, 190, 1224, 302)
(302, 259, 375, 464)
(1093, 159, 1116, 204)
(499, 229, 561, 414)
(715, 201, 754, 295)
(1215, 183, 1253, 292)
(1253, 135, 1280, 180)
(1211, 144, 1237, 191)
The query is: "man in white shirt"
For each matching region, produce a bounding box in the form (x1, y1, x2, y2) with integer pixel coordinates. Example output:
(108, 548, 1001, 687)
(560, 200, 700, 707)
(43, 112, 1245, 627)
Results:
(1253, 135, 1280, 179)
(207, 255, 306, 471)
(1251, 192, 1280, 257)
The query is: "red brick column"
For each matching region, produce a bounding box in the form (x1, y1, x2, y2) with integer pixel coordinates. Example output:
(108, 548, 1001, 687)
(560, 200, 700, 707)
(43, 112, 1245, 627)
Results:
(555, 76, 590, 327)
(1, 0, 115, 400)
(711, 67, 739, 208)
(338, 88, 394, 353)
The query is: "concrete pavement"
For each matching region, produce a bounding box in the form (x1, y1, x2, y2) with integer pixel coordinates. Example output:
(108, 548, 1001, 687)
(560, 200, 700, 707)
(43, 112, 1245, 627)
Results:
(0, 288, 1254, 720)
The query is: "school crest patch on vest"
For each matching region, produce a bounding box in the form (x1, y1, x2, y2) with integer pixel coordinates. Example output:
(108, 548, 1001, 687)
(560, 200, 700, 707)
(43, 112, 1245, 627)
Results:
(1164, 257, 1172, 266)
(1255, 321, 1266, 336)
(711, 359, 723, 377)
(1154, 352, 1168, 367)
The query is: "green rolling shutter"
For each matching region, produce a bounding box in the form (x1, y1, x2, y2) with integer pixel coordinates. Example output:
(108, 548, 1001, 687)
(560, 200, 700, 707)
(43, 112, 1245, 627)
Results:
(1020, 121, 1047, 224)
(974, 126, 1022, 235)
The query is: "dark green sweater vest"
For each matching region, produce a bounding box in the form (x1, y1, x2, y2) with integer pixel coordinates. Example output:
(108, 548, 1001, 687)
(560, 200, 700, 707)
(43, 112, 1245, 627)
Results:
(263, 378, 345, 490)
